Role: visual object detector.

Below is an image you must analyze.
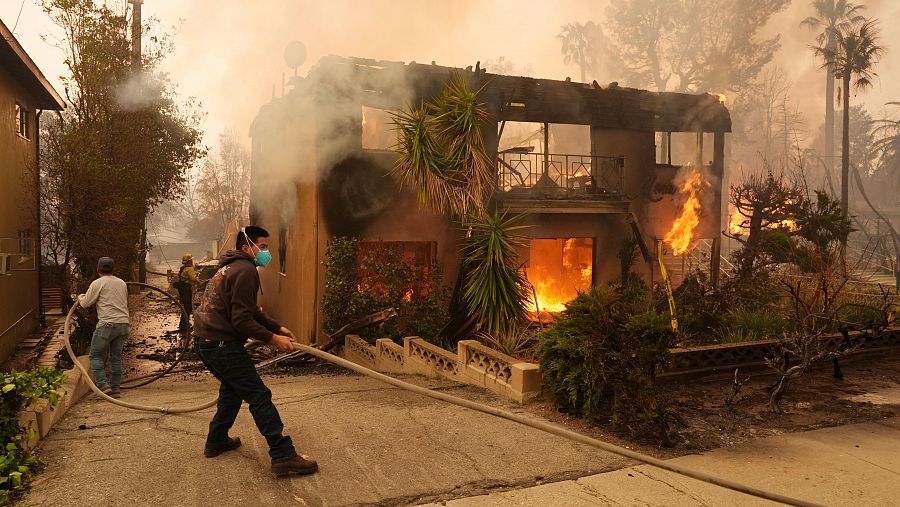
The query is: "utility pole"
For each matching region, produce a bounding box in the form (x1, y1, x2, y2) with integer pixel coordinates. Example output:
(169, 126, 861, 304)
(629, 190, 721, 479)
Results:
(129, 0, 147, 283)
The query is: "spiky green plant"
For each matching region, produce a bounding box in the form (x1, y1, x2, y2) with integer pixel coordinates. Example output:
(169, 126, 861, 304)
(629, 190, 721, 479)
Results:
(390, 76, 495, 218)
(461, 211, 531, 336)
(475, 319, 537, 360)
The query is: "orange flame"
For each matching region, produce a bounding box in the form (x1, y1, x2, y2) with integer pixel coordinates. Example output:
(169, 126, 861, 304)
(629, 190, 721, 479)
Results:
(664, 170, 710, 255)
(729, 205, 745, 235)
(728, 204, 797, 235)
(526, 238, 593, 319)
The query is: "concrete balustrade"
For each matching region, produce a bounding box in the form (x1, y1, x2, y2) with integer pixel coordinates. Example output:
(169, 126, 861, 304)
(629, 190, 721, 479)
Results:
(341, 335, 543, 403)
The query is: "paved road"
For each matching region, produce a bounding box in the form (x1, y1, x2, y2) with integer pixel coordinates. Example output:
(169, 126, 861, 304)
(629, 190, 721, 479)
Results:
(21, 371, 629, 506)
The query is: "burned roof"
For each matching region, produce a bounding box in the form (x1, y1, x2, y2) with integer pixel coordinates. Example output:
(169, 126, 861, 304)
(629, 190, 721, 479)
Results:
(308, 56, 731, 133)
(0, 19, 64, 110)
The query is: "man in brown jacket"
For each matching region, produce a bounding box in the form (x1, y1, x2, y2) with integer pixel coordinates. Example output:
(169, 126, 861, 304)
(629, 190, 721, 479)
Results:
(193, 225, 318, 477)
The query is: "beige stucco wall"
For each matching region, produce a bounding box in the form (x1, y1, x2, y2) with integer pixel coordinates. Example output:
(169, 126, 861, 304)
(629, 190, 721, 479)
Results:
(0, 67, 40, 361)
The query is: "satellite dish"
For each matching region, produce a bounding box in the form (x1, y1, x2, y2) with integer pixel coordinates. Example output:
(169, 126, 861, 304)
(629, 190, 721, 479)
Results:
(284, 41, 308, 71)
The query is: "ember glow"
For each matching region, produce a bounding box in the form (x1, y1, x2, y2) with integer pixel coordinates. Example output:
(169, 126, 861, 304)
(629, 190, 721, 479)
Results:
(728, 206, 745, 235)
(728, 204, 797, 235)
(664, 170, 711, 255)
(525, 238, 593, 319)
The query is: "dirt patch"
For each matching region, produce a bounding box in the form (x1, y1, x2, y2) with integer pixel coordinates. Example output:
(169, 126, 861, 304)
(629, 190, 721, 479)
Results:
(516, 351, 900, 459)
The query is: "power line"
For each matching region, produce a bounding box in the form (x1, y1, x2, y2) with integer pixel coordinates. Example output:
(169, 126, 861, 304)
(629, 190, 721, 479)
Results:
(12, 0, 26, 33)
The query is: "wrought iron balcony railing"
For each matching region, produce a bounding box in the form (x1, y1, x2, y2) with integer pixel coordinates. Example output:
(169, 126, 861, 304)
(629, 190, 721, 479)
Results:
(497, 151, 625, 199)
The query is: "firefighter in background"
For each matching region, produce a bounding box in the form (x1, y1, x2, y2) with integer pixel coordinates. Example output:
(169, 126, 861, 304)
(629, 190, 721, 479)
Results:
(174, 253, 201, 331)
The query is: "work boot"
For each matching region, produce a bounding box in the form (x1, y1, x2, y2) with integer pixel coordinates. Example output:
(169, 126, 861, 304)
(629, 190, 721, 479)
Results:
(101, 387, 121, 399)
(204, 437, 242, 458)
(271, 454, 318, 477)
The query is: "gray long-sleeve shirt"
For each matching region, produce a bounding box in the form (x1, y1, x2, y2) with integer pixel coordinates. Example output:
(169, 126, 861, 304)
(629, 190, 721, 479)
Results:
(78, 275, 130, 325)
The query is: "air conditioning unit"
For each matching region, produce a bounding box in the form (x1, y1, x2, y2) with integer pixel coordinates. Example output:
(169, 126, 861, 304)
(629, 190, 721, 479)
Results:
(0, 254, 10, 275)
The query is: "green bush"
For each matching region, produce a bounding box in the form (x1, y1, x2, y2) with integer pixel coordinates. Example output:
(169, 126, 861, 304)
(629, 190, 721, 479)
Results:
(538, 284, 676, 440)
(321, 237, 450, 345)
(0, 368, 67, 504)
(720, 306, 791, 343)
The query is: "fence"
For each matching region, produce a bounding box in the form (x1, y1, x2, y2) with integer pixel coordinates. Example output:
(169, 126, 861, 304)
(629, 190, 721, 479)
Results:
(342, 335, 542, 403)
(497, 152, 625, 199)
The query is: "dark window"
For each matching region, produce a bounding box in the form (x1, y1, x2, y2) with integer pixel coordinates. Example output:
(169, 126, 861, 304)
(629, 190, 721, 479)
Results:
(278, 224, 288, 274)
(17, 230, 31, 256)
(15, 103, 30, 139)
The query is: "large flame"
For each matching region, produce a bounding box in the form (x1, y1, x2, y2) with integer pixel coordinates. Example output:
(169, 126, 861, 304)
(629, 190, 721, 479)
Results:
(664, 170, 710, 255)
(526, 238, 593, 319)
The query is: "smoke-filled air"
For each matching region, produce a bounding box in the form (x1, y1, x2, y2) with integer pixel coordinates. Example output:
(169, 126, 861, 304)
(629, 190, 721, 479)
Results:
(6, 4, 900, 503)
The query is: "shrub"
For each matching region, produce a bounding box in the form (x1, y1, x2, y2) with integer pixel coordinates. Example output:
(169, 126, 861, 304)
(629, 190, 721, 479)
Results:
(720, 306, 790, 343)
(538, 284, 676, 441)
(0, 368, 67, 504)
(475, 319, 539, 361)
(321, 237, 450, 345)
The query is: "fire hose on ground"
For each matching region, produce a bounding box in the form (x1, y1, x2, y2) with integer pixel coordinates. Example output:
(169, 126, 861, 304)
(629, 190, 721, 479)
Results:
(62, 283, 823, 507)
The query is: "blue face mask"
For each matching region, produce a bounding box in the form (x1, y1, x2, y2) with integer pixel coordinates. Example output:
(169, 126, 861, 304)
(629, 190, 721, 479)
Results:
(246, 234, 273, 268)
(254, 249, 272, 268)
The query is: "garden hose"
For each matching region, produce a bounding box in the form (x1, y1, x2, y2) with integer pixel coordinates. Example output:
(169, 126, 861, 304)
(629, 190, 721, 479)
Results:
(64, 293, 218, 414)
(63, 284, 821, 506)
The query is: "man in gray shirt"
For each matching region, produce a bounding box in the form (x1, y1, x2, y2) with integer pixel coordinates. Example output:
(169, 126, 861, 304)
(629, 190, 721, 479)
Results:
(78, 257, 130, 398)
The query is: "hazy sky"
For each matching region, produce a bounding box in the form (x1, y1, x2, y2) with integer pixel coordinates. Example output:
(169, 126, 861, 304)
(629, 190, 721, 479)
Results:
(2, 0, 899, 150)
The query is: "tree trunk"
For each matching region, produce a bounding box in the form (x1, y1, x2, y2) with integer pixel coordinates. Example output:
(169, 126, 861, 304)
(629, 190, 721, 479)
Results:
(138, 218, 147, 282)
(841, 74, 851, 217)
(739, 209, 764, 279)
(825, 61, 835, 195)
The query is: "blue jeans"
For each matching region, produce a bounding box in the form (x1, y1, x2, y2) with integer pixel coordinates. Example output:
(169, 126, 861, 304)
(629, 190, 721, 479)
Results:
(90, 323, 130, 391)
(195, 339, 297, 463)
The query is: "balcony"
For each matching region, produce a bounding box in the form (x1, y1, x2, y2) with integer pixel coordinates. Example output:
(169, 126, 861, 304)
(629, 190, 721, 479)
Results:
(496, 150, 627, 213)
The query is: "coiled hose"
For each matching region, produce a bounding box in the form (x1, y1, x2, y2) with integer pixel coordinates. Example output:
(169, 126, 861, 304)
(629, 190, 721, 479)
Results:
(63, 284, 822, 507)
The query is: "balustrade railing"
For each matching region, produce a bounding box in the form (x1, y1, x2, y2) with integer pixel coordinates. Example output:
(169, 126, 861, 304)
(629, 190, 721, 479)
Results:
(497, 152, 625, 199)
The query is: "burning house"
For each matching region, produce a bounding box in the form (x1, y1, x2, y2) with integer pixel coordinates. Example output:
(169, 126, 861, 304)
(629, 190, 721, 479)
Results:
(249, 56, 730, 344)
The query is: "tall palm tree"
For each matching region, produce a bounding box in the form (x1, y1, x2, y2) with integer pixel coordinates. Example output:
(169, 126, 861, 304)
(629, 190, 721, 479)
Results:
(814, 19, 884, 217)
(802, 1, 866, 199)
(558, 21, 599, 83)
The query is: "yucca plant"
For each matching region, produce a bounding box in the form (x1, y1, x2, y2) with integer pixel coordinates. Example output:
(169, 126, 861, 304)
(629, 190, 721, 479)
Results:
(475, 319, 538, 360)
(390, 76, 495, 218)
(461, 211, 532, 336)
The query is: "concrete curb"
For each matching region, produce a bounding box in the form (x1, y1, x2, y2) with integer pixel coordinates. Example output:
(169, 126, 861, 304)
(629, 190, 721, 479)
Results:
(18, 355, 93, 451)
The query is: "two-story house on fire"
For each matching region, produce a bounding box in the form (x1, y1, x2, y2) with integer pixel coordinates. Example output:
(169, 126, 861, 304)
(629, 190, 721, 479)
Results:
(249, 56, 730, 344)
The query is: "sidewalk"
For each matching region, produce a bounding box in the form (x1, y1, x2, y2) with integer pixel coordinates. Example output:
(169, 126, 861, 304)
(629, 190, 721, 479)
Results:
(19, 371, 629, 507)
(18, 366, 900, 506)
(420, 416, 900, 506)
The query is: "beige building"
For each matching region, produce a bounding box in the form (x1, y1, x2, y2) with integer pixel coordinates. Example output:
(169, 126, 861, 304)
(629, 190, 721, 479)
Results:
(0, 20, 65, 361)
(249, 57, 730, 345)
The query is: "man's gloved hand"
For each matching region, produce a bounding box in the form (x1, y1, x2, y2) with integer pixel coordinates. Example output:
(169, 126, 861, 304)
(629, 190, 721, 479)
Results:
(269, 334, 295, 353)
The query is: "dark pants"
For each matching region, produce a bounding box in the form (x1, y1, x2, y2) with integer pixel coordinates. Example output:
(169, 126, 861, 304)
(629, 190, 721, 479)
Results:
(177, 285, 192, 330)
(195, 339, 297, 463)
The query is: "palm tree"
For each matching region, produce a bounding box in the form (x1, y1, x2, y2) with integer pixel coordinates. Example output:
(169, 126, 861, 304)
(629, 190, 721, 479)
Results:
(814, 19, 884, 217)
(558, 21, 599, 83)
(390, 76, 494, 218)
(802, 1, 866, 201)
(392, 77, 530, 344)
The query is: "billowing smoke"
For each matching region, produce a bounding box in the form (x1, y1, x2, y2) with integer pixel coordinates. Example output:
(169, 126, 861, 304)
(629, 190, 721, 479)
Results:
(114, 71, 166, 110)
(248, 56, 414, 228)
